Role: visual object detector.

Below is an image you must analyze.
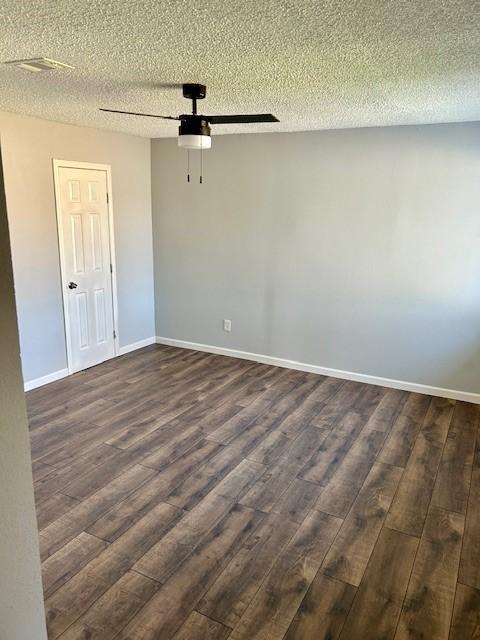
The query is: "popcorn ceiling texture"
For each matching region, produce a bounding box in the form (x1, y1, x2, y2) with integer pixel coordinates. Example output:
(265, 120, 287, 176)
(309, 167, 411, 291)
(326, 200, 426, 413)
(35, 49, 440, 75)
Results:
(0, 0, 479, 138)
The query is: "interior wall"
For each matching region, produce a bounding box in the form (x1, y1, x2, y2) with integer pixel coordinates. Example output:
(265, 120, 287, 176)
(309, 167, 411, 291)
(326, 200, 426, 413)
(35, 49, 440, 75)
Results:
(152, 122, 480, 395)
(0, 111, 155, 384)
(0, 147, 47, 640)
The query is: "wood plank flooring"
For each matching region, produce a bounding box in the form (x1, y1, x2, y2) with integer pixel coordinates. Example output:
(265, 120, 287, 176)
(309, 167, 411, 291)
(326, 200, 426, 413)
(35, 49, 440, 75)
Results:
(26, 344, 480, 639)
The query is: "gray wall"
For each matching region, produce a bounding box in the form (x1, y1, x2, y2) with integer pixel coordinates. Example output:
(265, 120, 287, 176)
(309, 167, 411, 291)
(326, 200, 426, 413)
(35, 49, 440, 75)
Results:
(0, 112, 155, 384)
(0, 147, 47, 639)
(152, 123, 480, 394)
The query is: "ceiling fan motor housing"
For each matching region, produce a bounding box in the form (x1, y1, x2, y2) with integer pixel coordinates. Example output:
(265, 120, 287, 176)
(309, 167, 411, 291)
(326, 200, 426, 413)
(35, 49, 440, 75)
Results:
(178, 116, 212, 149)
(182, 83, 207, 100)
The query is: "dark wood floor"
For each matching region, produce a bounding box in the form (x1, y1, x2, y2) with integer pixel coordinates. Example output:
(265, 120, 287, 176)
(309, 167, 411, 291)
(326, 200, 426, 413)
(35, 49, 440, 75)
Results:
(27, 344, 480, 639)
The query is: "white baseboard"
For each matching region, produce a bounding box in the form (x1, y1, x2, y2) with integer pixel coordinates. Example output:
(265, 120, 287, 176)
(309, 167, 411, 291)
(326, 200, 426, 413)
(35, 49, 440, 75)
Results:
(119, 336, 156, 356)
(24, 368, 69, 392)
(156, 336, 480, 404)
(24, 337, 156, 391)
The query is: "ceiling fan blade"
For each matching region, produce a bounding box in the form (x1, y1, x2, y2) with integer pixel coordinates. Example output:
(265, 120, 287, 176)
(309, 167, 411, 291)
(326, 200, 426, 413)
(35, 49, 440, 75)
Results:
(99, 108, 179, 121)
(206, 114, 279, 124)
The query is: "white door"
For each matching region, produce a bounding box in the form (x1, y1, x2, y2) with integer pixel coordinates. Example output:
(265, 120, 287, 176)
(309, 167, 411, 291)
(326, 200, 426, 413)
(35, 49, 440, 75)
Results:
(56, 165, 116, 373)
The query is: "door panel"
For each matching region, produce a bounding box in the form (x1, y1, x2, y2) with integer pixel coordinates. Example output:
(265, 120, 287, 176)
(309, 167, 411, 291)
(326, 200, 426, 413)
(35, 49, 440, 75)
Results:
(57, 166, 115, 373)
(76, 291, 89, 349)
(90, 214, 103, 271)
(71, 214, 85, 273)
(94, 288, 107, 344)
(68, 179, 80, 202)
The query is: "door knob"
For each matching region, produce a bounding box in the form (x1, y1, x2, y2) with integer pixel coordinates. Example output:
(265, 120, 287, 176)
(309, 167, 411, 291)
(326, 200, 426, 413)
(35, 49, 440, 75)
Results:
(68, 282, 78, 289)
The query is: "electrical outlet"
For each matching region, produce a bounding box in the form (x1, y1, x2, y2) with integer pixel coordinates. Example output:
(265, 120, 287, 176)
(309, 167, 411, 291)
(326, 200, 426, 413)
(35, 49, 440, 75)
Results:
(223, 319, 232, 332)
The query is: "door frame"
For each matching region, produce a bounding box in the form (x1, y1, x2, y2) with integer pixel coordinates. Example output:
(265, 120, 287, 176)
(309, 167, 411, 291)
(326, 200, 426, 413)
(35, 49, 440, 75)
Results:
(53, 159, 120, 374)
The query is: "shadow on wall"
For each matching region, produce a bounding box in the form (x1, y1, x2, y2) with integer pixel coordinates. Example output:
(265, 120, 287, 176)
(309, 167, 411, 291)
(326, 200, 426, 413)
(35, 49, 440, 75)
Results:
(446, 343, 480, 395)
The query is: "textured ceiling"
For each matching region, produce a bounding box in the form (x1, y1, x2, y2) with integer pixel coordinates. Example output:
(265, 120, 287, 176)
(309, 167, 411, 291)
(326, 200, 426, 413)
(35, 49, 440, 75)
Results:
(1, 1, 479, 138)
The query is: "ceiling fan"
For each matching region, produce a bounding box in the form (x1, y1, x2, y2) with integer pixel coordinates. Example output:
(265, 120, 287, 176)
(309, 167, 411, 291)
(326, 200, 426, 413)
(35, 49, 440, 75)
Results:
(100, 83, 279, 151)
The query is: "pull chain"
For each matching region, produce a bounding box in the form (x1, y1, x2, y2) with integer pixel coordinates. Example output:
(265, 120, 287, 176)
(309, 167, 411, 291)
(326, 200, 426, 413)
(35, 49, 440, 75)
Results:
(187, 150, 190, 183)
(200, 145, 203, 184)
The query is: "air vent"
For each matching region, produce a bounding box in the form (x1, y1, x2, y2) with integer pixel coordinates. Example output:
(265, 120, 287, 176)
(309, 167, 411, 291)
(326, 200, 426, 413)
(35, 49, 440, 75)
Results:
(4, 57, 74, 72)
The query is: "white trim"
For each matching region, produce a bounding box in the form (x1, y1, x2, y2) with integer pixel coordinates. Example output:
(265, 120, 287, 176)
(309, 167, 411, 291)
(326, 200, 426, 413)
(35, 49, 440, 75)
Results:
(23, 338, 155, 391)
(24, 368, 69, 392)
(52, 159, 119, 374)
(119, 337, 156, 356)
(155, 336, 480, 404)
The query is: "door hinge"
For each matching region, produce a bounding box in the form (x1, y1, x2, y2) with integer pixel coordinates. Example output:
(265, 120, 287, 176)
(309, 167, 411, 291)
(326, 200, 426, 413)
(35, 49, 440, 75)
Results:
(106, 192, 109, 204)
(110, 263, 113, 273)
(113, 329, 117, 339)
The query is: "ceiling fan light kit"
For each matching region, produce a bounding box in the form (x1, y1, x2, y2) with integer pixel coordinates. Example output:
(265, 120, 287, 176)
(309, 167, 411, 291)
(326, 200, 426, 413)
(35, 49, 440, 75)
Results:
(177, 83, 211, 150)
(100, 83, 278, 182)
(177, 133, 212, 149)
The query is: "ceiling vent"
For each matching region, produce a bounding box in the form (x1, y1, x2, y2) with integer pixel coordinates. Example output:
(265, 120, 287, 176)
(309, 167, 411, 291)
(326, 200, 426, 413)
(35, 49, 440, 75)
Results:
(4, 57, 74, 72)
